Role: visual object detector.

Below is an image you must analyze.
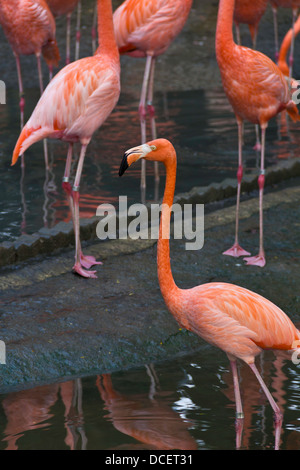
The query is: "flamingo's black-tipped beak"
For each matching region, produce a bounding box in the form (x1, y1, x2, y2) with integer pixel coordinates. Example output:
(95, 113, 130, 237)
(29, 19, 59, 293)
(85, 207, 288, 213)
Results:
(119, 153, 128, 176)
(119, 144, 156, 177)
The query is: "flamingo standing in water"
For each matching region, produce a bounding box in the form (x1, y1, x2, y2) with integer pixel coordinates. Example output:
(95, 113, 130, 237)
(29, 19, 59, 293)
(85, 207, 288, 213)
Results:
(278, 13, 300, 75)
(234, 0, 268, 49)
(270, 0, 300, 76)
(216, 0, 300, 267)
(0, 0, 60, 129)
(12, 0, 120, 279)
(119, 137, 300, 450)
(113, 0, 193, 197)
(46, 0, 81, 64)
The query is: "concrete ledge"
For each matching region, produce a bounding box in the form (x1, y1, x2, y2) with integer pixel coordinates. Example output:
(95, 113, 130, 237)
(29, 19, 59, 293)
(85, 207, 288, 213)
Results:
(1, 156, 300, 268)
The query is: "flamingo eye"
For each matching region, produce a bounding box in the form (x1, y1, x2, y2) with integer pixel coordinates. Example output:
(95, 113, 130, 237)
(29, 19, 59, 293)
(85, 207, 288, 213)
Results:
(150, 145, 156, 151)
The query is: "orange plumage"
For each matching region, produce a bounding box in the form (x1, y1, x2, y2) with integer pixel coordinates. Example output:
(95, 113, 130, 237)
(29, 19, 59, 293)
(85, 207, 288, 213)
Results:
(0, 0, 59, 61)
(234, 0, 268, 47)
(216, 0, 300, 268)
(45, 0, 80, 16)
(278, 14, 300, 75)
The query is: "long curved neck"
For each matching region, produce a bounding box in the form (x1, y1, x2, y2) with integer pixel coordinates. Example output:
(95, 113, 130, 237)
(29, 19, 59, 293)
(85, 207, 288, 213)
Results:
(95, 0, 119, 61)
(279, 16, 300, 64)
(216, 0, 235, 56)
(157, 153, 180, 305)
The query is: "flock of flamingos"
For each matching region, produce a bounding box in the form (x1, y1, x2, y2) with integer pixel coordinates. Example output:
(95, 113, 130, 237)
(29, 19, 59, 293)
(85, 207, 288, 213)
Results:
(1, 0, 300, 450)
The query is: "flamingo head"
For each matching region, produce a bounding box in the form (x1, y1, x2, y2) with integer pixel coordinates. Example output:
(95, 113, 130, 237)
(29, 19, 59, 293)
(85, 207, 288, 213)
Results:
(119, 139, 174, 176)
(119, 143, 156, 176)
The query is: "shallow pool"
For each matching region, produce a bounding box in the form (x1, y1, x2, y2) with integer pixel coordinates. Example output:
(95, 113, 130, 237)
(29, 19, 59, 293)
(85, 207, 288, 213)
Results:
(1, 345, 300, 450)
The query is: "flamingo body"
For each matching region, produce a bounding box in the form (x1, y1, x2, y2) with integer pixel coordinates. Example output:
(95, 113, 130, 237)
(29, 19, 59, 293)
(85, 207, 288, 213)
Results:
(173, 282, 299, 364)
(45, 0, 80, 17)
(234, 0, 268, 25)
(113, 0, 193, 58)
(0, 0, 60, 138)
(216, 34, 298, 127)
(12, 0, 120, 278)
(0, 0, 58, 61)
(234, 0, 268, 44)
(12, 56, 120, 160)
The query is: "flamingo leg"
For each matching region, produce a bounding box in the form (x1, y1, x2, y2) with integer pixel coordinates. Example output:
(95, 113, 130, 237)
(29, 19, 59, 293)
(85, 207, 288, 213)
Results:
(48, 64, 53, 82)
(66, 12, 72, 64)
(36, 53, 50, 170)
(14, 53, 25, 131)
(235, 24, 241, 45)
(253, 124, 261, 151)
(72, 144, 102, 278)
(62, 143, 75, 220)
(229, 359, 244, 449)
(92, 0, 98, 54)
(244, 126, 266, 267)
(272, 7, 279, 61)
(252, 27, 258, 51)
(36, 52, 44, 94)
(223, 118, 251, 258)
(248, 362, 283, 450)
(139, 54, 153, 196)
(146, 56, 160, 199)
(75, 1, 82, 61)
(289, 8, 298, 80)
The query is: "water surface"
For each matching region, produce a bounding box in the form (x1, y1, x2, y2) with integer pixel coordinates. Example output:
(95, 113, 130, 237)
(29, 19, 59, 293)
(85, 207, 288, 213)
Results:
(1, 347, 300, 450)
(1, 86, 299, 242)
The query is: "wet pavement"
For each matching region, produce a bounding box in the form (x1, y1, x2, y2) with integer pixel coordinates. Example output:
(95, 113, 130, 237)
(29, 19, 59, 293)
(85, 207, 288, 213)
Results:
(1, 177, 300, 392)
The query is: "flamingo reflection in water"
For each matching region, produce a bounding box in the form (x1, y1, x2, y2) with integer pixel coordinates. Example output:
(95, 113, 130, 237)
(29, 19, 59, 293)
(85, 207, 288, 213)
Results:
(2, 379, 86, 450)
(97, 367, 197, 450)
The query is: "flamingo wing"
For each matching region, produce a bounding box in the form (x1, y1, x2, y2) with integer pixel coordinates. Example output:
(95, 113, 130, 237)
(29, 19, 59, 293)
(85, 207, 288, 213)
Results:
(12, 57, 120, 162)
(219, 46, 290, 124)
(185, 283, 299, 362)
(113, 0, 192, 56)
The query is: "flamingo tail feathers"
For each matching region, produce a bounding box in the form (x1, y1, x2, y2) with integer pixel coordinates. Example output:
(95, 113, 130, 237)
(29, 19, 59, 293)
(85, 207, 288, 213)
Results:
(12, 126, 51, 165)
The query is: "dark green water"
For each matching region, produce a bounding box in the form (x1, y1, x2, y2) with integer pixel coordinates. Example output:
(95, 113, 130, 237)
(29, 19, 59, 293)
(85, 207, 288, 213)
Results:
(0, 1, 300, 242)
(0, 346, 300, 450)
(1, 85, 300, 242)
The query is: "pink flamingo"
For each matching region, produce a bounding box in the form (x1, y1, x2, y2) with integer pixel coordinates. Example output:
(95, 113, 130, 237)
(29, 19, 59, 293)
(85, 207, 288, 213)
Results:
(270, 0, 300, 75)
(278, 13, 300, 75)
(12, 0, 120, 279)
(119, 137, 300, 450)
(0, 0, 60, 129)
(216, 0, 300, 267)
(46, 0, 81, 64)
(234, 0, 269, 151)
(113, 0, 193, 196)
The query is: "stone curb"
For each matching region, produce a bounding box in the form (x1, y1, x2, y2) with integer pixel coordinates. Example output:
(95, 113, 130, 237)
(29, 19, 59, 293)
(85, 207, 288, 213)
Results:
(1, 156, 300, 268)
